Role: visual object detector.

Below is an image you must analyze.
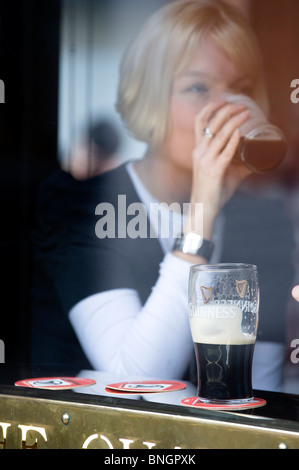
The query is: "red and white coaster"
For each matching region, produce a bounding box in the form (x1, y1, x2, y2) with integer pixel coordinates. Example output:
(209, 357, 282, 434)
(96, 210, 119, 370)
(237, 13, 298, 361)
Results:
(181, 396, 266, 411)
(15, 376, 96, 390)
(106, 380, 186, 394)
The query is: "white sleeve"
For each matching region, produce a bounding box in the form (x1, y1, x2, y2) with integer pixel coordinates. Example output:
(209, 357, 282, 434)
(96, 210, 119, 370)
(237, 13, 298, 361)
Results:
(69, 252, 194, 379)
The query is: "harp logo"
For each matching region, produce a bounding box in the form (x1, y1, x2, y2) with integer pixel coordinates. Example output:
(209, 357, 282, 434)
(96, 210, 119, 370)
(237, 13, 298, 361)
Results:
(236, 280, 247, 298)
(200, 286, 212, 304)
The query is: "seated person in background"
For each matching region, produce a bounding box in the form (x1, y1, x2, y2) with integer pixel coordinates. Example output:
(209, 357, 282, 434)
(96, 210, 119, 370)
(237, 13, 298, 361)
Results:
(31, 0, 294, 392)
(61, 119, 121, 180)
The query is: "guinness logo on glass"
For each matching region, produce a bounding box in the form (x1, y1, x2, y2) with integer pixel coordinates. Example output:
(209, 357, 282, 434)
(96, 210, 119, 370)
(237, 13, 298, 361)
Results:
(200, 286, 212, 304)
(236, 280, 247, 298)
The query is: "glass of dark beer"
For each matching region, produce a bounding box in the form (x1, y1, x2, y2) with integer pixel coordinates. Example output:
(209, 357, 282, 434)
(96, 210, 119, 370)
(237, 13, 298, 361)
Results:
(188, 263, 259, 404)
(223, 93, 287, 173)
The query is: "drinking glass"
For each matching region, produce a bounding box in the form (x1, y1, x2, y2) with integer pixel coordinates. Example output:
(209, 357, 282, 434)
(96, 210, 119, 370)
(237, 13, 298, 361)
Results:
(188, 263, 259, 404)
(224, 93, 287, 173)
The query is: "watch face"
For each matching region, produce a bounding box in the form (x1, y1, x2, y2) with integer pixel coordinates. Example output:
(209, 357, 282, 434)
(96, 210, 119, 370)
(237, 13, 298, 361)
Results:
(180, 232, 203, 255)
(184, 233, 203, 252)
(174, 233, 214, 260)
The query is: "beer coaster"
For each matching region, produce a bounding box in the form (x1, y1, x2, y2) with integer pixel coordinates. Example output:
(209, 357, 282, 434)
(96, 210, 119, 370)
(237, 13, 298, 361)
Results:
(105, 380, 186, 394)
(15, 376, 96, 390)
(105, 387, 139, 395)
(181, 396, 266, 411)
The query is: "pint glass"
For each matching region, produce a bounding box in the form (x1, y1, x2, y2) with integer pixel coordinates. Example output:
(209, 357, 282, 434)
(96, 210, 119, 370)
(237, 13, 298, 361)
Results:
(224, 93, 287, 173)
(188, 264, 259, 404)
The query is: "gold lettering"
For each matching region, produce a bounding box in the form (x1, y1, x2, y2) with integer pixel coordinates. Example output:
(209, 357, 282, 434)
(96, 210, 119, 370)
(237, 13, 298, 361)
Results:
(143, 441, 156, 449)
(82, 434, 160, 450)
(17, 425, 47, 449)
(0, 422, 11, 449)
(82, 433, 114, 449)
(119, 438, 134, 448)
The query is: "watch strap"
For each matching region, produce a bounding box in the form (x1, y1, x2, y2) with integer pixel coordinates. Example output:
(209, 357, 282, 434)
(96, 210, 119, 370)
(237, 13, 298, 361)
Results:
(173, 232, 214, 261)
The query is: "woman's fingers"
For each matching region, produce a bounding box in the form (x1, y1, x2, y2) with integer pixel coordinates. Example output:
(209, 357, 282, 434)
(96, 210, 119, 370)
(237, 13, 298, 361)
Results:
(195, 100, 247, 144)
(206, 102, 247, 135)
(194, 103, 249, 173)
(292, 285, 299, 302)
(209, 109, 249, 159)
(194, 99, 227, 143)
(194, 103, 249, 171)
(220, 127, 241, 163)
(191, 101, 252, 215)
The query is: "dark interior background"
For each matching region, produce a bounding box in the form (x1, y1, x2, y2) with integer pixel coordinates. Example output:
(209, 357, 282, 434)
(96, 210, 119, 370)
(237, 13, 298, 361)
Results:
(0, 0, 60, 367)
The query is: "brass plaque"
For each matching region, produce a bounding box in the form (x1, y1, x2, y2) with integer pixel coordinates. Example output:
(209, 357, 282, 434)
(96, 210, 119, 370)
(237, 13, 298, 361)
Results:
(0, 390, 299, 449)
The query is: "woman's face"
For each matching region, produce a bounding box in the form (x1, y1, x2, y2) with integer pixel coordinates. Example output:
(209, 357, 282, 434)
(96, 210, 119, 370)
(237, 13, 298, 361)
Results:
(160, 37, 254, 170)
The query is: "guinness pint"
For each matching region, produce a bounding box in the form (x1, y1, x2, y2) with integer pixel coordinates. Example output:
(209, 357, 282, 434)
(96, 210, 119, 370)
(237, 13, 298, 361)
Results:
(188, 264, 259, 404)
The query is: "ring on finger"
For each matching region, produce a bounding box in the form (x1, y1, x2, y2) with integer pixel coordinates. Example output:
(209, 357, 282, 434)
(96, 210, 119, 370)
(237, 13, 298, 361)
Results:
(203, 127, 214, 138)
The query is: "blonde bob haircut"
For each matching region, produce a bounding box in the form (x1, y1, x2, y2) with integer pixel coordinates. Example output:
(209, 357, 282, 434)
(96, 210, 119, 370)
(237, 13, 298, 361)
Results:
(116, 0, 268, 149)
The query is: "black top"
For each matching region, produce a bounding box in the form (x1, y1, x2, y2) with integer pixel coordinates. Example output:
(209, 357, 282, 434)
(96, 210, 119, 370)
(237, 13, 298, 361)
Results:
(31, 163, 295, 369)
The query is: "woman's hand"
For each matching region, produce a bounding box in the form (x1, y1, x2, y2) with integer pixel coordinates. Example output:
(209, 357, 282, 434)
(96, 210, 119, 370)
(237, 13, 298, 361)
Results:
(292, 285, 299, 302)
(184, 100, 251, 238)
(193, 100, 250, 210)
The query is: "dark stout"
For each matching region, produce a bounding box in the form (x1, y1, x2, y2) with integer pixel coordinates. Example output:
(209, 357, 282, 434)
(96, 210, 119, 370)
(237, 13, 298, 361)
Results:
(234, 137, 287, 173)
(194, 342, 255, 401)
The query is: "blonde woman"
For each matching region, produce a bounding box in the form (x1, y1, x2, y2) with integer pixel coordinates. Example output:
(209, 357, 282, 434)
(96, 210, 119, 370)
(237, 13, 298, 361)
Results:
(32, 0, 294, 391)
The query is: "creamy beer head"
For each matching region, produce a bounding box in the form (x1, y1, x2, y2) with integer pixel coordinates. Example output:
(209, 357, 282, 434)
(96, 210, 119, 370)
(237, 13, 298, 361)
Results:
(188, 264, 259, 402)
(189, 303, 256, 345)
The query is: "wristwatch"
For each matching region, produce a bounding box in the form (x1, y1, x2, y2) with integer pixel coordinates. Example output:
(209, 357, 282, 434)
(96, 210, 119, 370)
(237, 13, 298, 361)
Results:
(173, 232, 214, 261)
